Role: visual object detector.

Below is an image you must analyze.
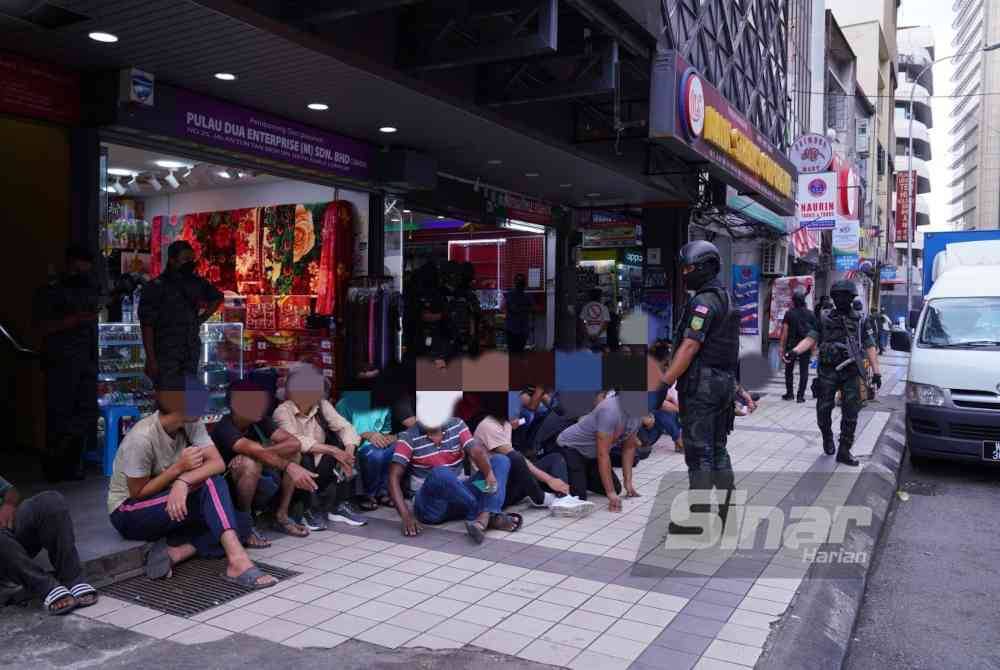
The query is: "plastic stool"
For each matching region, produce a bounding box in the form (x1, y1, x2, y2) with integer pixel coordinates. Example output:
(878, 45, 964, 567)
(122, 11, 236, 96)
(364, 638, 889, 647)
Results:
(100, 404, 141, 476)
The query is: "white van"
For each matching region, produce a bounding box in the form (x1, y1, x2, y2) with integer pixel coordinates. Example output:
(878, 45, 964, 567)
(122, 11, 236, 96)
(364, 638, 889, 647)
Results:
(903, 264, 1000, 466)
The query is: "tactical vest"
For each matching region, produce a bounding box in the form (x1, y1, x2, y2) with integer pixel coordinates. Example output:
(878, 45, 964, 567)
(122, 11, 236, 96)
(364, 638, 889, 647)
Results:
(676, 286, 740, 374)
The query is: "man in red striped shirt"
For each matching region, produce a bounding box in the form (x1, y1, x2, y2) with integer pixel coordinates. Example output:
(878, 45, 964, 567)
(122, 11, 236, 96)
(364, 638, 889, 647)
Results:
(387, 417, 518, 544)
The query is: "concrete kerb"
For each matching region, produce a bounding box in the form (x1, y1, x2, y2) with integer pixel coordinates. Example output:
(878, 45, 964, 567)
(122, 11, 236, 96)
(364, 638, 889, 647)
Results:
(755, 416, 907, 670)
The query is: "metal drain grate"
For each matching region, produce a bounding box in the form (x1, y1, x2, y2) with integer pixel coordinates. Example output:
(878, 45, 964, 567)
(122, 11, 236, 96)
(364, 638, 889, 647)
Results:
(101, 559, 299, 617)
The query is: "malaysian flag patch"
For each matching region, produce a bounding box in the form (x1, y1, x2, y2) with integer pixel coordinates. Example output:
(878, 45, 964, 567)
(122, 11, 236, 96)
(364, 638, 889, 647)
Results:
(694, 304, 710, 315)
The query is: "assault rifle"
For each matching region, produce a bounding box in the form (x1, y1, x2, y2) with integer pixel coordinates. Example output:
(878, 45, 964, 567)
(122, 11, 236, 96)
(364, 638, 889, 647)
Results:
(836, 315, 873, 398)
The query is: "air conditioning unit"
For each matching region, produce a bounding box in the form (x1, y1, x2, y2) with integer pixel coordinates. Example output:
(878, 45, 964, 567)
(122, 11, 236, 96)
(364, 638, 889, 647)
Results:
(857, 118, 870, 156)
(761, 239, 789, 276)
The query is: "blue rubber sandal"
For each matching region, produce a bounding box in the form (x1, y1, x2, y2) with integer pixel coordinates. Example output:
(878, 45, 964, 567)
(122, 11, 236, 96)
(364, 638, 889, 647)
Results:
(222, 566, 277, 590)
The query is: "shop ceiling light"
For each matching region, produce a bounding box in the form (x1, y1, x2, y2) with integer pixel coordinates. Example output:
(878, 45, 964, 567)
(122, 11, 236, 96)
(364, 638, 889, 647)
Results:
(402, 209, 412, 214)
(525, 172, 540, 177)
(104, 186, 116, 194)
(503, 220, 546, 234)
(586, 192, 601, 197)
(487, 159, 502, 165)
(560, 183, 572, 188)
(148, 175, 162, 191)
(155, 160, 190, 170)
(307, 103, 329, 111)
(449, 239, 507, 247)
(112, 180, 126, 195)
(107, 168, 134, 177)
(379, 126, 398, 133)
(214, 72, 237, 81)
(164, 171, 180, 189)
(217, 169, 234, 179)
(88, 31, 118, 43)
(126, 176, 139, 193)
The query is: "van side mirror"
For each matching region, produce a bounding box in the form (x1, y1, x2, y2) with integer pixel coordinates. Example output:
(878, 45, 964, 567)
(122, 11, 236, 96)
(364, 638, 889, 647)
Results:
(891, 330, 912, 353)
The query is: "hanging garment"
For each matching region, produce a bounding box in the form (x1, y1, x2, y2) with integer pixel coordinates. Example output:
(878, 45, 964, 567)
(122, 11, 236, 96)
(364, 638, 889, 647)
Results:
(151, 216, 163, 277)
(261, 204, 296, 295)
(151, 215, 184, 278)
(276, 295, 312, 330)
(235, 207, 263, 295)
(316, 202, 352, 315)
(367, 292, 376, 368)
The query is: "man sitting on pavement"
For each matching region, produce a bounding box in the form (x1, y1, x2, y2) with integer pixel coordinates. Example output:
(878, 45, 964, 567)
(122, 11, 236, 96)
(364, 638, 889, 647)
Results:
(555, 391, 641, 511)
(387, 392, 519, 544)
(273, 364, 366, 529)
(107, 379, 277, 589)
(0, 476, 98, 615)
(212, 379, 318, 544)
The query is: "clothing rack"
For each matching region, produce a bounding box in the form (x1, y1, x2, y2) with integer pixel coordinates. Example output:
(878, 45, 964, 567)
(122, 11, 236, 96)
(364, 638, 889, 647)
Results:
(345, 283, 402, 378)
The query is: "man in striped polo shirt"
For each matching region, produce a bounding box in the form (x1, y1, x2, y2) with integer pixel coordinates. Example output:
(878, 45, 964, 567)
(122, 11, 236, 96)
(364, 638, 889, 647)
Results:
(387, 416, 518, 544)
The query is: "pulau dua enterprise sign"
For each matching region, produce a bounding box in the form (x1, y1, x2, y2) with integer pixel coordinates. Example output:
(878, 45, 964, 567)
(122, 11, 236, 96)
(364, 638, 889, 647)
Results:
(649, 52, 797, 216)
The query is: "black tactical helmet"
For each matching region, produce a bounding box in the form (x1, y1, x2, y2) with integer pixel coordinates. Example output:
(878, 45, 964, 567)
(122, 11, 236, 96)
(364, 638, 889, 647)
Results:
(792, 288, 807, 308)
(830, 280, 858, 298)
(678, 240, 721, 290)
(830, 279, 858, 311)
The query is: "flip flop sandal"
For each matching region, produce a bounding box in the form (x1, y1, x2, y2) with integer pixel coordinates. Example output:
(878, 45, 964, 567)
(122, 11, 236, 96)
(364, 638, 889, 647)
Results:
(43, 586, 77, 616)
(487, 512, 523, 533)
(376, 495, 394, 508)
(69, 583, 99, 608)
(144, 539, 172, 580)
(272, 518, 309, 537)
(244, 527, 272, 549)
(465, 520, 487, 545)
(222, 566, 277, 591)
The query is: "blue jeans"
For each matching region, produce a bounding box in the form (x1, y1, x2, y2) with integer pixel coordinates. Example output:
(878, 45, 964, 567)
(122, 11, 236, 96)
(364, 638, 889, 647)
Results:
(357, 444, 396, 498)
(654, 410, 682, 441)
(880, 332, 888, 351)
(413, 455, 510, 524)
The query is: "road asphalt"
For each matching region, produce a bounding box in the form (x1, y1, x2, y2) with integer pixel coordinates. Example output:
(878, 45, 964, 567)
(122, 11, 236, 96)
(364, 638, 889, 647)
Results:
(844, 453, 1000, 670)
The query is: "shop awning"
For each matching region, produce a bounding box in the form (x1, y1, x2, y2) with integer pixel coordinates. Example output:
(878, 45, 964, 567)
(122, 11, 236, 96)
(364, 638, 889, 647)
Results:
(2, 0, 685, 208)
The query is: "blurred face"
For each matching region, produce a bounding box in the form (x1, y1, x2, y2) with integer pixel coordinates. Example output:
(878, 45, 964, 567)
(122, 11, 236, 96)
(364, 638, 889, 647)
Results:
(231, 390, 269, 424)
(287, 368, 326, 411)
(158, 389, 208, 423)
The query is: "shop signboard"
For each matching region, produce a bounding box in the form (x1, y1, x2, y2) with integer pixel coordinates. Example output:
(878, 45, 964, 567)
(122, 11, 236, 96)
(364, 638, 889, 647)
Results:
(789, 134, 833, 174)
(732, 265, 760, 335)
(173, 89, 371, 179)
(649, 52, 796, 216)
(895, 170, 915, 242)
(768, 275, 814, 339)
(485, 189, 552, 226)
(796, 172, 837, 231)
(0, 51, 79, 124)
(580, 210, 642, 248)
(880, 266, 897, 281)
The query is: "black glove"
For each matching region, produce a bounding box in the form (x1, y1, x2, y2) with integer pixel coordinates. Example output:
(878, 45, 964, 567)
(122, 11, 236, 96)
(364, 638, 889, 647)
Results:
(782, 350, 795, 364)
(871, 373, 882, 390)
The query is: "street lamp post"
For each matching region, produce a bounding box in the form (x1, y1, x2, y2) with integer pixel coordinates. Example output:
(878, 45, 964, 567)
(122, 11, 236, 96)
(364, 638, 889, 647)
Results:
(905, 42, 1000, 324)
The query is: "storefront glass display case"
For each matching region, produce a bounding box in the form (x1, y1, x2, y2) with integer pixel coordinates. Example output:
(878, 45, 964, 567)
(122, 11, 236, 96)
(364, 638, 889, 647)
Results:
(201, 322, 244, 416)
(98, 322, 153, 412)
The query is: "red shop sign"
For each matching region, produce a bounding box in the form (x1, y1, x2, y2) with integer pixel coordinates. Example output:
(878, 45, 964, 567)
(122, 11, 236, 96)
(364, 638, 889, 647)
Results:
(0, 51, 80, 125)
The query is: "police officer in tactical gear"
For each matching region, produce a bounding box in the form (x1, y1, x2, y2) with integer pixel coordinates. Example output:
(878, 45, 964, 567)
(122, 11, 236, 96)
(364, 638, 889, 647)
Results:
(785, 280, 882, 466)
(780, 289, 816, 403)
(661, 240, 741, 533)
(33, 244, 101, 482)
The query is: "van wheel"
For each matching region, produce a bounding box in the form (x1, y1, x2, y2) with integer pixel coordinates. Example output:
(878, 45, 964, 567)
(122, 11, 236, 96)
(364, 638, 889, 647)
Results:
(909, 450, 930, 470)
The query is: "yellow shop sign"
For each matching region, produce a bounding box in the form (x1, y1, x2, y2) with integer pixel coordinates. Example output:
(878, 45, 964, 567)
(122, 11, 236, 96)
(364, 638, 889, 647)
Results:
(703, 106, 792, 199)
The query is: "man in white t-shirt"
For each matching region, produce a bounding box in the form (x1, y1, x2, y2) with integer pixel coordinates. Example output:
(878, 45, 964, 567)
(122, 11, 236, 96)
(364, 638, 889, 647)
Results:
(107, 381, 277, 589)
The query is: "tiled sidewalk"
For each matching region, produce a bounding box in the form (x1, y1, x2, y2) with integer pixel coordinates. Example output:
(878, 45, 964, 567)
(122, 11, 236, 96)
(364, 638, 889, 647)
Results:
(76, 361, 905, 670)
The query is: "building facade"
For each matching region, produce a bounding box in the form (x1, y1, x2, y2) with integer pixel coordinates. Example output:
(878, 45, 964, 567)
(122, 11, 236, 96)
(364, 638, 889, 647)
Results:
(947, 0, 1000, 230)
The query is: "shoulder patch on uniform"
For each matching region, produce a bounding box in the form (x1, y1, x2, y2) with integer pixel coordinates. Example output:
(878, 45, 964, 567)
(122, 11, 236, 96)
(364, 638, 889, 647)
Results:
(694, 304, 710, 315)
(690, 316, 705, 331)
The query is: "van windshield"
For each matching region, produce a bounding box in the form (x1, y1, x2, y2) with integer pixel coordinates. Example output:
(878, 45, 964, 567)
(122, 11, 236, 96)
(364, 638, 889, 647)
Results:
(919, 298, 1000, 347)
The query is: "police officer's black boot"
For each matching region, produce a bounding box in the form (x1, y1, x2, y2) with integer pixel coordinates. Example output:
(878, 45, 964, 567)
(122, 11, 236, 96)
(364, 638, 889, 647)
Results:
(668, 503, 711, 535)
(669, 473, 713, 535)
(821, 432, 836, 456)
(836, 440, 859, 467)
